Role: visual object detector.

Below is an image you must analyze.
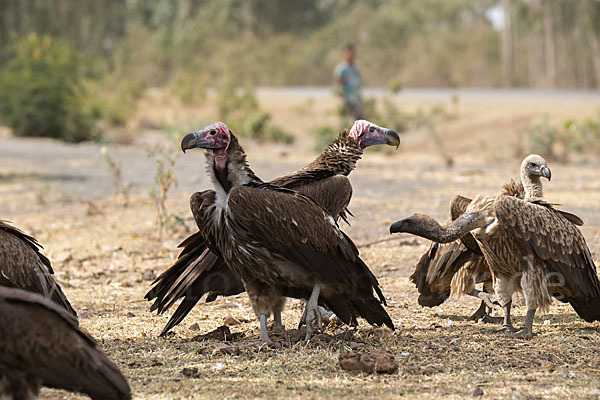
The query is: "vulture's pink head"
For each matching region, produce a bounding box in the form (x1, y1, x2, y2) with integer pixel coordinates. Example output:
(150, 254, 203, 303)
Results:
(348, 120, 400, 150)
(181, 122, 231, 168)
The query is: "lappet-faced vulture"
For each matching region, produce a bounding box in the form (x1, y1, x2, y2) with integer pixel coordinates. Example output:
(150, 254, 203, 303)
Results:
(391, 154, 598, 339)
(0, 220, 76, 318)
(146, 120, 399, 336)
(0, 287, 131, 400)
(409, 179, 524, 322)
(176, 122, 394, 342)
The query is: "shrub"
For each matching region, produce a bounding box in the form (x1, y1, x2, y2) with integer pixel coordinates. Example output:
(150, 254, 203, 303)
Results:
(0, 34, 98, 142)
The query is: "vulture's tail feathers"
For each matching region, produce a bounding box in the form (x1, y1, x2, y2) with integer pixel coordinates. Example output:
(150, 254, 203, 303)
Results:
(351, 296, 395, 330)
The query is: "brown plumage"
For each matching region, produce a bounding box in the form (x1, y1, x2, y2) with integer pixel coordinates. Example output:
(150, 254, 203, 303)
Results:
(0, 287, 130, 400)
(176, 122, 393, 342)
(393, 154, 600, 339)
(146, 120, 399, 336)
(0, 220, 76, 318)
(409, 180, 524, 319)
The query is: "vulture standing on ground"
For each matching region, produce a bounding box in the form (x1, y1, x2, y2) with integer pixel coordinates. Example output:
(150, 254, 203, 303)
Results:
(0, 220, 76, 318)
(391, 154, 600, 339)
(177, 122, 394, 342)
(146, 120, 399, 336)
(0, 287, 131, 400)
(409, 179, 525, 322)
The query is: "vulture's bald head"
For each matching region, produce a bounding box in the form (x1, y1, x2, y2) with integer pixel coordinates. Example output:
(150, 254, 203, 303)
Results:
(348, 120, 400, 150)
(181, 122, 232, 168)
(521, 154, 551, 181)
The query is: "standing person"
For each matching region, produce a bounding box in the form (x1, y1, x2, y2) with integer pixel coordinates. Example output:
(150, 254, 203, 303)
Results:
(334, 43, 363, 120)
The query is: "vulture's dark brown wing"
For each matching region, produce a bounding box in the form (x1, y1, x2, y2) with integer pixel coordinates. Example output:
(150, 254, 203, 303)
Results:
(227, 184, 393, 329)
(410, 241, 483, 307)
(494, 196, 600, 322)
(0, 287, 131, 400)
(146, 176, 354, 335)
(0, 221, 76, 317)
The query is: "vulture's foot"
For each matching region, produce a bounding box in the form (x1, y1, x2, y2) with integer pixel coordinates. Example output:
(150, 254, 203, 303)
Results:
(272, 311, 284, 331)
(468, 301, 487, 321)
(494, 324, 517, 333)
(317, 306, 334, 327)
(476, 291, 500, 310)
(303, 283, 323, 342)
(508, 328, 534, 340)
(479, 314, 503, 324)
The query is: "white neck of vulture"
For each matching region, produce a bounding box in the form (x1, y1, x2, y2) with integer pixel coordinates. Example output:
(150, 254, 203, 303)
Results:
(521, 174, 543, 199)
(206, 150, 255, 210)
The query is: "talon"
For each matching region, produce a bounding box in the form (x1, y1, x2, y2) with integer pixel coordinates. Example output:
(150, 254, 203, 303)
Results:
(509, 328, 534, 340)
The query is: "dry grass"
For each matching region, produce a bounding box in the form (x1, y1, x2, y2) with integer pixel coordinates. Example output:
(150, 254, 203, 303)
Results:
(1, 90, 600, 399)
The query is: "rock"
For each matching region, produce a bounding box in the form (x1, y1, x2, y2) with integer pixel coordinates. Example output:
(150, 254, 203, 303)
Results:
(192, 325, 243, 342)
(181, 367, 200, 378)
(126, 312, 135, 318)
(189, 323, 200, 331)
(339, 349, 398, 374)
(471, 386, 484, 397)
(142, 269, 156, 281)
(224, 316, 242, 326)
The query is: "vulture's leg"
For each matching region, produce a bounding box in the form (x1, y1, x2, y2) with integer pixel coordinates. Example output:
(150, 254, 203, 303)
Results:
(303, 283, 322, 342)
(273, 311, 283, 330)
(468, 300, 488, 321)
(469, 282, 503, 323)
(493, 275, 517, 332)
(258, 314, 272, 343)
(510, 308, 535, 340)
(317, 306, 334, 326)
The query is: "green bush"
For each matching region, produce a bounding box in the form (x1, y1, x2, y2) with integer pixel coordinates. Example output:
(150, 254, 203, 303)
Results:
(0, 34, 98, 142)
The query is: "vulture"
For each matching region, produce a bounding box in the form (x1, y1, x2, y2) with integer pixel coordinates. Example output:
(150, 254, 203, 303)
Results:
(0, 220, 76, 318)
(0, 287, 131, 400)
(146, 120, 399, 336)
(391, 154, 599, 339)
(177, 122, 394, 342)
(409, 179, 525, 322)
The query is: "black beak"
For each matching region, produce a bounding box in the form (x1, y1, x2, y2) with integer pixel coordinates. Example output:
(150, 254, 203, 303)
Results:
(390, 220, 403, 234)
(541, 165, 551, 181)
(385, 129, 401, 149)
(181, 132, 197, 153)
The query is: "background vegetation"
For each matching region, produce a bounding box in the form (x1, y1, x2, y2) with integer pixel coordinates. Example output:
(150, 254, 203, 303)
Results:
(0, 0, 599, 144)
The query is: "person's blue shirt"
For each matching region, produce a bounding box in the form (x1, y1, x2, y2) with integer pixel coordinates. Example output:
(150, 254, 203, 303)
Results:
(334, 61, 361, 107)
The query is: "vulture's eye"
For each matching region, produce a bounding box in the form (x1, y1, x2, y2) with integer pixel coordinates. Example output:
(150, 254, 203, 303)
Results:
(209, 130, 216, 136)
(369, 127, 375, 133)
(529, 162, 537, 167)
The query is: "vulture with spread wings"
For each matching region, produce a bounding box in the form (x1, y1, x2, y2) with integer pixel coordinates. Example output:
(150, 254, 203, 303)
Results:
(409, 179, 524, 322)
(0, 220, 76, 318)
(178, 122, 394, 342)
(0, 287, 130, 400)
(146, 120, 399, 336)
(391, 154, 598, 339)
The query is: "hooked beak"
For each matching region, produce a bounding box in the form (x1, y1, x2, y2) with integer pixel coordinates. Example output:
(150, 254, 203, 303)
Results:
(389, 220, 403, 234)
(181, 132, 197, 153)
(541, 165, 551, 181)
(385, 129, 401, 149)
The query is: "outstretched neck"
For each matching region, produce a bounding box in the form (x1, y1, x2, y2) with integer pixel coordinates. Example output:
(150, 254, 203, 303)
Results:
(392, 213, 482, 243)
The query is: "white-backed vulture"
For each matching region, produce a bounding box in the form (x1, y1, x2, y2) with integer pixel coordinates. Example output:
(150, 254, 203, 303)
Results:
(409, 179, 525, 322)
(391, 154, 599, 339)
(0, 287, 131, 400)
(0, 220, 77, 318)
(146, 120, 399, 336)
(179, 122, 394, 342)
